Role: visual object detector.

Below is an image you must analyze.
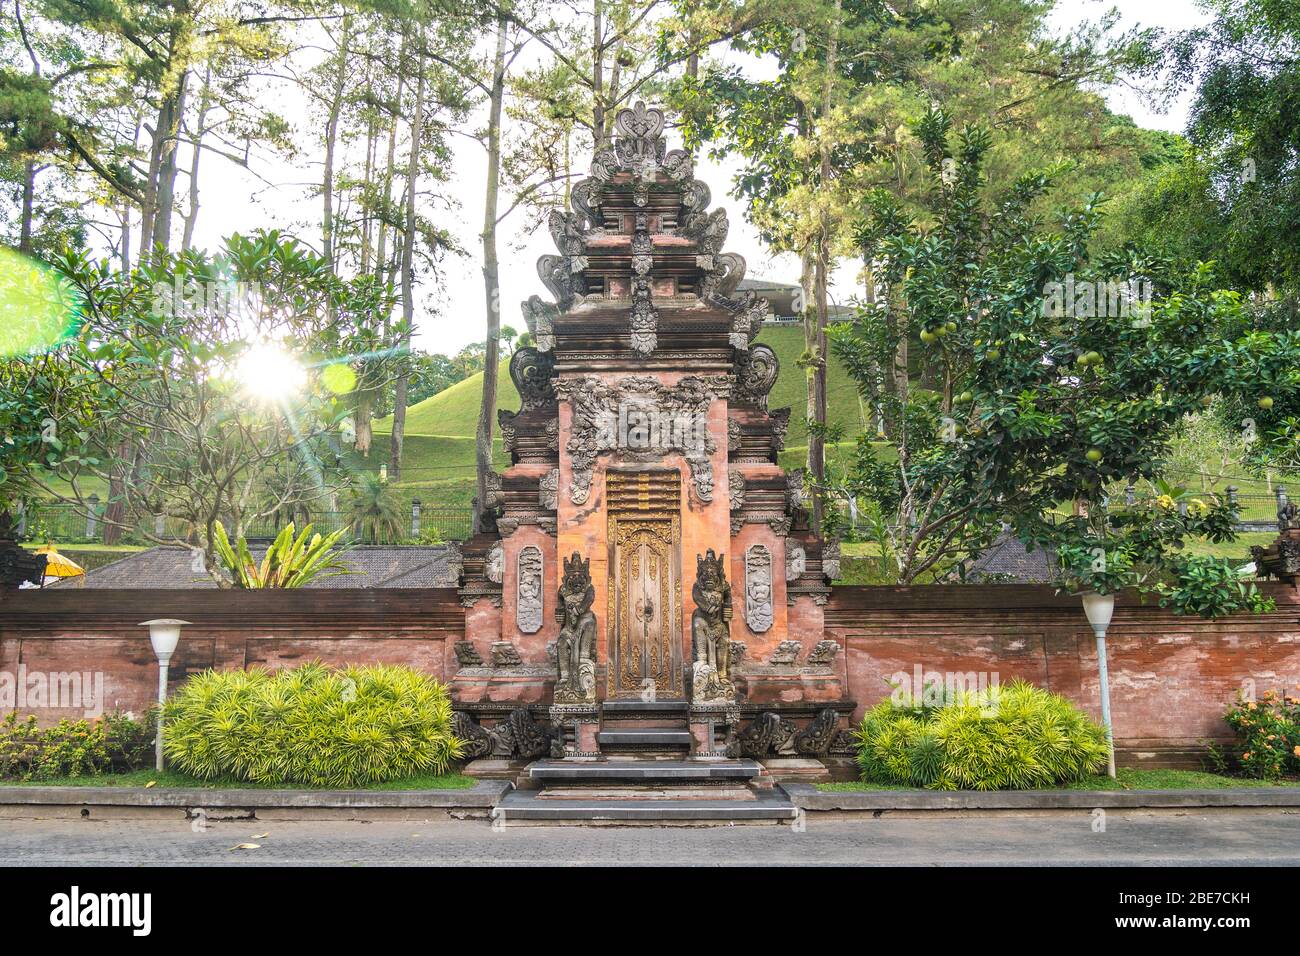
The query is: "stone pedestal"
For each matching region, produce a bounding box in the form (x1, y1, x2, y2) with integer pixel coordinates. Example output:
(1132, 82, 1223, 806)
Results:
(688, 703, 740, 757)
(549, 704, 601, 757)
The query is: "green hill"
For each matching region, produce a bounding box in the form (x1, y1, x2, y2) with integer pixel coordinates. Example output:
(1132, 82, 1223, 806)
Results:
(376, 325, 867, 445)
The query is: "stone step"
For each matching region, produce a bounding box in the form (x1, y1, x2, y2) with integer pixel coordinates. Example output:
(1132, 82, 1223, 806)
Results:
(596, 729, 693, 751)
(496, 787, 796, 824)
(600, 699, 689, 715)
(528, 758, 764, 782)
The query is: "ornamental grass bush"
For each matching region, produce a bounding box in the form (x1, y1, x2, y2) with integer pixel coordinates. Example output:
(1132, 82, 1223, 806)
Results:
(0, 712, 154, 781)
(1223, 689, 1300, 780)
(163, 662, 462, 787)
(855, 680, 1109, 790)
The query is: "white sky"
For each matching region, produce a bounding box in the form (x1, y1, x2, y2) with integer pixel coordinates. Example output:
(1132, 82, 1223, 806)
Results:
(186, 0, 1211, 357)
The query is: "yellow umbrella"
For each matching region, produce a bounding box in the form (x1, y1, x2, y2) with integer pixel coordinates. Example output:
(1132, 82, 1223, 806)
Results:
(33, 545, 85, 579)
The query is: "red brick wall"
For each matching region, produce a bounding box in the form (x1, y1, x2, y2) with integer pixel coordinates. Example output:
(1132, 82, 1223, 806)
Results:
(0, 589, 463, 722)
(4, 583, 1299, 766)
(827, 583, 1300, 765)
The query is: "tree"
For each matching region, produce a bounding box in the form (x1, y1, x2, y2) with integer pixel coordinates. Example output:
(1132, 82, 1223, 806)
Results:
(672, 0, 1158, 532)
(15, 231, 380, 578)
(828, 107, 1300, 586)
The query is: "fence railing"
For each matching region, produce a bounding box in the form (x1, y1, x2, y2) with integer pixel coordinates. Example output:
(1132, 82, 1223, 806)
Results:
(16, 501, 474, 547)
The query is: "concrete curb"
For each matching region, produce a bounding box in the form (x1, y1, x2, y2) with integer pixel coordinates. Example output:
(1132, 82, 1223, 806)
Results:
(783, 782, 1300, 811)
(0, 779, 510, 810)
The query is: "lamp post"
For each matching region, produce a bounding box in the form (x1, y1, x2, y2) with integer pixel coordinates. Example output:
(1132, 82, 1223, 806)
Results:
(1081, 592, 1117, 778)
(140, 619, 189, 771)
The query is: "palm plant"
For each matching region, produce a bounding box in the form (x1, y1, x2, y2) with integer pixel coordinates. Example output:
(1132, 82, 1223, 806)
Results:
(347, 473, 404, 544)
(211, 521, 349, 589)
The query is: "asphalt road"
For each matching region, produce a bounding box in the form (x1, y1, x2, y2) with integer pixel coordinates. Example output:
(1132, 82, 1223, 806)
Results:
(1, 809, 1297, 866)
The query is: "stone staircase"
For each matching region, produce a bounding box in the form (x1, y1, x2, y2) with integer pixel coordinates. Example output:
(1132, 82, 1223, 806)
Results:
(494, 699, 797, 825)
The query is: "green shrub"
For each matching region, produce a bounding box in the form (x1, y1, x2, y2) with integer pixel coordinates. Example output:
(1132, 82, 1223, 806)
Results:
(163, 662, 462, 787)
(855, 680, 1109, 790)
(1223, 689, 1300, 779)
(0, 712, 154, 781)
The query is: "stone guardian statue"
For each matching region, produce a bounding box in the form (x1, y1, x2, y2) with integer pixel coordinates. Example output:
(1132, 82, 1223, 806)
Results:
(691, 549, 736, 703)
(554, 551, 597, 703)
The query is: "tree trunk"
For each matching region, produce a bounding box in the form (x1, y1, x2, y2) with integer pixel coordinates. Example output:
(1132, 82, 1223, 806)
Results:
(322, 16, 352, 273)
(389, 36, 427, 481)
(475, 16, 509, 533)
(808, 0, 841, 537)
(152, 71, 189, 256)
(18, 160, 36, 254)
(181, 68, 211, 251)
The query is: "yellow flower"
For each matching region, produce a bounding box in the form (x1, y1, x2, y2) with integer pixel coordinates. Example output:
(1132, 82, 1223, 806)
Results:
(1294, 746, 1300, 758)
(1156, 494, 1176, 510)
(1188, 498, 1208, 515)
(1247, 701, 1258, 710)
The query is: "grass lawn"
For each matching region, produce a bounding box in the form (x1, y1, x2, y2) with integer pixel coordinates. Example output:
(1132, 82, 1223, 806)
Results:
(817, 768, 1300, 792)
(0, 769, 478, 790)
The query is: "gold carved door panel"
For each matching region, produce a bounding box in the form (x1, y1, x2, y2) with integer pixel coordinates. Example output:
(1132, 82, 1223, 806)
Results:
(608, 472, 683, 699)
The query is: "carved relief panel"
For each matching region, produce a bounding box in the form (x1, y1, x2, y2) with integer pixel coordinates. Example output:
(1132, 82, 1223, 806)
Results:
(744, 544, 774, 634)
(517, 546, 544, 634)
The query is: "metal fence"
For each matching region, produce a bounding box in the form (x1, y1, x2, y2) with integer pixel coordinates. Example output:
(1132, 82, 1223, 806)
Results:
(17, 501, 475, 547)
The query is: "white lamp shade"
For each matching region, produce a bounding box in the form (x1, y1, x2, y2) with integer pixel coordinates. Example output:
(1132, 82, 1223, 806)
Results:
(1080, 592, 1115, 635)
(140, 619, 189, 662)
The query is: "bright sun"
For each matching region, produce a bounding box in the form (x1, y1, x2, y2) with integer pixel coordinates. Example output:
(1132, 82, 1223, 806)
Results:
(235, 342, 306, 402)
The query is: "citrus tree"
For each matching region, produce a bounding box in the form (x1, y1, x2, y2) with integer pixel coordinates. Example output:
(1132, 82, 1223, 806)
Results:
(829, 106, 1300, 596)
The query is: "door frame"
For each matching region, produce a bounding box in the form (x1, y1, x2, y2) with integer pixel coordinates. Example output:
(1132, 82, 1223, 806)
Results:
(606, 469, 683, 699)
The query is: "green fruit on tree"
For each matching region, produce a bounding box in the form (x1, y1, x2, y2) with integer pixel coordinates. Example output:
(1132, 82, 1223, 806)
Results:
(1085, 448, 1103, 464)
(1258, 396, 1274, 410)
(985, 348, 1000, 360)
(958, 391, 973, 404)
(944, 321, 957, 333)
(919, 329, 935, 344)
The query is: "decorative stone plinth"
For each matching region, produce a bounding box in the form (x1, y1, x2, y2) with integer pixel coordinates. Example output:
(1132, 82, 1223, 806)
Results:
(688, 702, 740, 757)
(736, 670, 845, 705)
(451, 664, 554, 704)
(549, 703, 601, 757)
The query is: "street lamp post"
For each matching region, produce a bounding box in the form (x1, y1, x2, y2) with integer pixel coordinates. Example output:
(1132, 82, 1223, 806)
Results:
(1081, 592, 1117, 778)
(140, 619, 189, 771)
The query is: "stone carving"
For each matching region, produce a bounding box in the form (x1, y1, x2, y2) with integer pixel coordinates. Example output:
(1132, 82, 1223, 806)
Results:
(691, 549, 735, 703)
(538, 468, 559, 510)
(450, 712, 494, 760)
(785, 468, 806, 513)
(520, 295, 557, 352)
(509, 346, 556, 411)
(497, 409, 517, 455)
(507, 707, 559, 759)
(786, 541, 807, 581)
(728, 471, 746, 512)
(728, 418, 742, 454)
(737, 711, 797, 758)
(481, 471, 505, 529)
(733, 344, 779, 410)
(793, 707, 841, 756)
(822, 539, 842, 581)
(553, 375, 725, 505)
(485, 542, 504, 585)
(770, 407, 791, 453)
(728, 640, 746, 669)
(728, 296, 769, 350)
(806, 639, 840, 666)
(744, 545, 774, 634)
(453, 641, 483, 667)
(629, 210, 657, 354)
(768, 640, 802, 666)
(516, 545, 544, 634)
(1279, 499, 1299, 532)
(553, 552, 597, 703)
(490, 642, 523, 667)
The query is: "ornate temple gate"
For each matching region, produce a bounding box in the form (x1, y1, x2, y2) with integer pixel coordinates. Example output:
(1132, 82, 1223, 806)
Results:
(607, 470, 683, 699)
